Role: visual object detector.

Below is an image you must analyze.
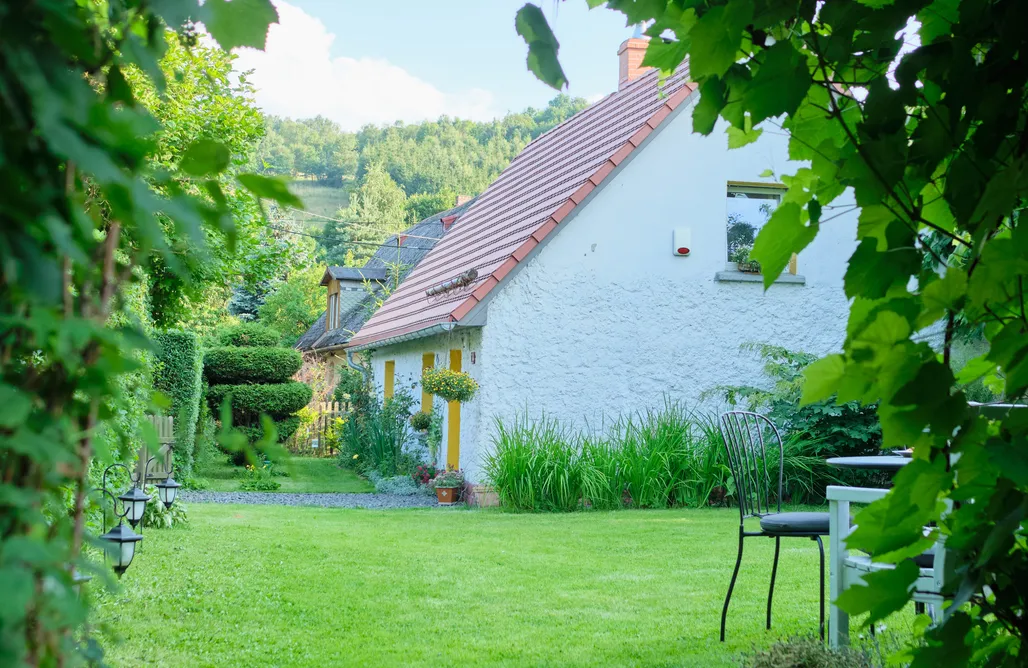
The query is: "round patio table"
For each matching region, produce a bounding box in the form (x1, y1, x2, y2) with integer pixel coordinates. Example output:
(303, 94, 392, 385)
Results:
(826, 456, 910, 473)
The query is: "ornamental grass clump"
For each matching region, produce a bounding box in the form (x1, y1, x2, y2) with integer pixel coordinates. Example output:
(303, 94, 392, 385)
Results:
(486, 400, 747, 512)
(421, 367, 478, 403)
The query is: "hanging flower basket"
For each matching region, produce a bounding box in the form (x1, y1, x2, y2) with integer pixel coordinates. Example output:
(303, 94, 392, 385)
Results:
(421, 367, 479, 403)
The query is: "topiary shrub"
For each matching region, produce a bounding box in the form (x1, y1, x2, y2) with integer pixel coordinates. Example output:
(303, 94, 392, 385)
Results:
(203, 346, 302, 385)
(153, 330, 203, 478)
(206, 382, 312, 420)
(205, 323, 310, 462)
(217, 323, 279, 348)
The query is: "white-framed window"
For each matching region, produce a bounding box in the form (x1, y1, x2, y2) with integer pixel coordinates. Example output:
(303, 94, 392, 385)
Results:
(327, 292, 339, 331)
(726, 182, 786, 268)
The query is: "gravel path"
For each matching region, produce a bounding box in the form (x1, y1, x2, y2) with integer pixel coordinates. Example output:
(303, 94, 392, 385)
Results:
(180, 490, 439, 509)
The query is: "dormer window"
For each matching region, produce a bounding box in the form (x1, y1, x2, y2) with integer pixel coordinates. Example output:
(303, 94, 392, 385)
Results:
(327, 292, 339, 331)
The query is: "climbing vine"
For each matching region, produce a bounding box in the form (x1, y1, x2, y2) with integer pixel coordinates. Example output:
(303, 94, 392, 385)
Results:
(0, 1, 293, 663)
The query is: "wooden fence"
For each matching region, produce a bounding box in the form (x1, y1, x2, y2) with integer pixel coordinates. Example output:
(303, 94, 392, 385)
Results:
(136, 415, 174, 481)
(290, 401, 348, 456)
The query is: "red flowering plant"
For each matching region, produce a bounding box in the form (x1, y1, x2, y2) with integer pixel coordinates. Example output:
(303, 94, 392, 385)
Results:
(431, 468, 464, 490)
(412, 464, 438, 486)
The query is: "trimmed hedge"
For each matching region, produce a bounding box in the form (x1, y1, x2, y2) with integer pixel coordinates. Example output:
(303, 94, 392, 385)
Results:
(217, 323, 279, 348)
(203, 346, 302, 385)
(153, 330, 203, 477)
(206, 382, 312, 420)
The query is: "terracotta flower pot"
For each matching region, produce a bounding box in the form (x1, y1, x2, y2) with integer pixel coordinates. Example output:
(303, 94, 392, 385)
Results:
(435, 486, 459, 505)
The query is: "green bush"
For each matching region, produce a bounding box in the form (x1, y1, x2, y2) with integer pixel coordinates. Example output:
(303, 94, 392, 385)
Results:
(235, 416, 301, 447)
(239, 461, 281, 491)
(206, 382, 312, 420)
(710, 344, 886, 497)
(217, 323, 279, 348)
(203, 346, 302, 385)
(333, 366, 365, 403)
(205, 324, 311, 460)
(338, 390, 418, 477)
(153, 330, 203, 477)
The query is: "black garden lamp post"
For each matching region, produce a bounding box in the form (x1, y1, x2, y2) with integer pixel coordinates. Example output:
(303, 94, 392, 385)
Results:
(99, 521, 143, 577)
(155, 476, 181, 508)
(118, 485, 149, 528)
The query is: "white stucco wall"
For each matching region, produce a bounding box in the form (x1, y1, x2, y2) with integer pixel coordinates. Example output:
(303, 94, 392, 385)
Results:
(367, 329, 483, 476)
(473, 98, 856, 475)
(366, 97, 858, 484)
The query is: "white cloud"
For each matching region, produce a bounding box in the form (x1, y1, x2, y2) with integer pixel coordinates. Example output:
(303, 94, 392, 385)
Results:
(233, 1, 499, 130)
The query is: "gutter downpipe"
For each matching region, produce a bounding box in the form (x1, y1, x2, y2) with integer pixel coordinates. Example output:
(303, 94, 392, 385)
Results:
(346, 348, 371, 385)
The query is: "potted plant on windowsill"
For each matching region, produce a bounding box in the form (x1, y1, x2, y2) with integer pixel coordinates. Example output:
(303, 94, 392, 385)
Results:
(730, 244, 761, 274)
(432, 468, 464, 505)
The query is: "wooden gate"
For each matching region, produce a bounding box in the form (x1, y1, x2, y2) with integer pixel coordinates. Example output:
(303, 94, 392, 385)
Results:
(137, 415, 175, 481)
(290, 402, 347, 456)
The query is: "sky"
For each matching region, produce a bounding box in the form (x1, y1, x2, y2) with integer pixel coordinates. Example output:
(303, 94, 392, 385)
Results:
(233, 1, 635, 131)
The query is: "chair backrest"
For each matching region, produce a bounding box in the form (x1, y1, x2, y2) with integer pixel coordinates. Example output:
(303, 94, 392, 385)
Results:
(719, 411, 783, 520)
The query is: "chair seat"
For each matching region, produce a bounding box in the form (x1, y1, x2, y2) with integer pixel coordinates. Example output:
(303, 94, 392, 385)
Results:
(760, 511, 830, 535)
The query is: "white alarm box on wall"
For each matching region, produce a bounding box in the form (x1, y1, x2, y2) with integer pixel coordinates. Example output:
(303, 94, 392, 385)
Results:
(673, 228, 691, 256)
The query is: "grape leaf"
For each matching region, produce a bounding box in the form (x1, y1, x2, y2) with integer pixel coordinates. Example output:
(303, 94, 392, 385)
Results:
(688, 0, 752, 78)
(835, 560, 919, 623)
(844, 238, 920, 300)
(203, 0, 278, 52)
(751, 202, 818, 288)
(516, 4, 568, 90)
(743, 42, 811, 124)
(179, 140, 230, 177)
(642, 38, 689, 73)
(237, 174, 303, 208)
(801, 354, 846, 404)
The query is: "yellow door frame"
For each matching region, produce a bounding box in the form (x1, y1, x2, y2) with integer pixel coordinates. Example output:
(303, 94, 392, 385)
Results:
(421, 353, 434, 413)
(383, 360, 395, 400)
(446, 349, 462, 469)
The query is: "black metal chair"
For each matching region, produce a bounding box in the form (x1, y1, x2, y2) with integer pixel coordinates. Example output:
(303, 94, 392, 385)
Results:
(718, 411, 829, 642)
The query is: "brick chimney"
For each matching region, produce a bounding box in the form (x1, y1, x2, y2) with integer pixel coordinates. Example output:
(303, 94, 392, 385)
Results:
(618, 35, 652, 90)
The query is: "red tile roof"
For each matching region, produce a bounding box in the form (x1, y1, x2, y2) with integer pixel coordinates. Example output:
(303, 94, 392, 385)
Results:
(347, 69, 696, 349)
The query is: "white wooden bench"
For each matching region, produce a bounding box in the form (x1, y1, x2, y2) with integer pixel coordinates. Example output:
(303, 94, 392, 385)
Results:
(828, 485, 951, 648)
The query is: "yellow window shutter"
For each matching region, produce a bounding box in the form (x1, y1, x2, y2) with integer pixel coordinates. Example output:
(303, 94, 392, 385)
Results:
(421, 353, 434, 412)
(384, 361, 395, 400)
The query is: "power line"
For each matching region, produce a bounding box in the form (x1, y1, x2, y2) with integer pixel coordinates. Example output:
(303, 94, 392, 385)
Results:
(285, 207, 442, 242)
(267, 223, 428, 251)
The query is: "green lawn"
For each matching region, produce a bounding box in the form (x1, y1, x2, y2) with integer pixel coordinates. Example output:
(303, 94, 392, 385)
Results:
(96, 504, 842, 667)
(196, 456, 374, 493)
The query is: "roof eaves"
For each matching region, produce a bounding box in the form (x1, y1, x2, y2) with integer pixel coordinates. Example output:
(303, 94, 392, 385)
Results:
(346, 320, 460, 352)
(445, 82, 698, 325)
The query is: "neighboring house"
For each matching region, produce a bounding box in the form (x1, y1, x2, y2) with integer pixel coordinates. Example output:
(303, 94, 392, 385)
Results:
(344, 38, 858, 484)
(295, 198, 477, 386)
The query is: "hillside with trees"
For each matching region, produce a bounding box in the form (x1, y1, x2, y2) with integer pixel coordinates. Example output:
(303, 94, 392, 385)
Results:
(255, 95, 589, 266)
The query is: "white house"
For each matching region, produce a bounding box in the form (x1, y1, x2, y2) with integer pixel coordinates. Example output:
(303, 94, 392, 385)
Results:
(344, 38, 857, 486)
